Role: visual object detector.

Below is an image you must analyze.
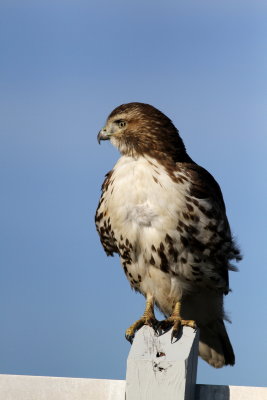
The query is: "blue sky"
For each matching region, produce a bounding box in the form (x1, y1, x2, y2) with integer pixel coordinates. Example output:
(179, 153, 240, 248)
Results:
(0, 0, 267, 388)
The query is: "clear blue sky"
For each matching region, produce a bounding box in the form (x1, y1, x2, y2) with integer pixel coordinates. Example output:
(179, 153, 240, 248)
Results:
(0, 0, 266, 388)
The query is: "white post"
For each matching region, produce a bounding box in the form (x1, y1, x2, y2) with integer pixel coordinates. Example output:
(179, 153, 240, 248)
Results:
(125, 325, 199, 400)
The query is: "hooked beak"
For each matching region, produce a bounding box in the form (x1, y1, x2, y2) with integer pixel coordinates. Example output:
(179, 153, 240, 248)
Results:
(97, 128, 111, 144)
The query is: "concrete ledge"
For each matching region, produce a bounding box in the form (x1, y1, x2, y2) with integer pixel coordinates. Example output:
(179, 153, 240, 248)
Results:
(0, 374, 266, 400)
(0, 375, 125, 400)
(196, 384, 267, 400)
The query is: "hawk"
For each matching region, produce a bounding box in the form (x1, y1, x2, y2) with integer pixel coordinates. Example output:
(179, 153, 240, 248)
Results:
(95, 102, 241, 368)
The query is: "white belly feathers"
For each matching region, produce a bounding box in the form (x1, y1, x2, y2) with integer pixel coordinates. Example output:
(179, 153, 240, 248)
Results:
(106, 155, 189, 230)
(99, 155, 192, 315)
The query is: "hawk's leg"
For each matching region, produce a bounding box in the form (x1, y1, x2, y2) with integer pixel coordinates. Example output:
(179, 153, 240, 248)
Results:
(159, 301, 196, 341)
(125, 294, 158, 343)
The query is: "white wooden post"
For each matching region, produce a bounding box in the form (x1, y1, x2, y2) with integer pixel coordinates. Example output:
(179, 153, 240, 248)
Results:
(125, 325, 199, 400)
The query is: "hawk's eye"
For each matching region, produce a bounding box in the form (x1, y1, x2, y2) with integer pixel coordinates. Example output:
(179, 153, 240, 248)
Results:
(115, 120, 126, 128)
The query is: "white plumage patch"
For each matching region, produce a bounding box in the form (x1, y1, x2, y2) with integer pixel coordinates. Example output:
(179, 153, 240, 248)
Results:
(97, 155, 195, 314)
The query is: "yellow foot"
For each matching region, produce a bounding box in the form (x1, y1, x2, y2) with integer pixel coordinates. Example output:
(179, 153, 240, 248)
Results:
(159, 302, 196, 341)
(125, 315, 159, 343)
(125, 295, 158, 343)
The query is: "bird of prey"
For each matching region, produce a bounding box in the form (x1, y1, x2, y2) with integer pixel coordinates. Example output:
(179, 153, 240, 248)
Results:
(95, 102, 241, 368)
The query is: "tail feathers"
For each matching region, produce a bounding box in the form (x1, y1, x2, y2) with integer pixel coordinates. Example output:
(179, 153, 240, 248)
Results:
(199, 319, 235, 368)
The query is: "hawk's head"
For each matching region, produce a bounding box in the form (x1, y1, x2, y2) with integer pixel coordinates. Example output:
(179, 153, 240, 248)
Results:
(98, 102, 189, 161)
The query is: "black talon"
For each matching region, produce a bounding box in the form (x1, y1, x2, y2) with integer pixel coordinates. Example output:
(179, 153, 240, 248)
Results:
(125, 334, 134, 344)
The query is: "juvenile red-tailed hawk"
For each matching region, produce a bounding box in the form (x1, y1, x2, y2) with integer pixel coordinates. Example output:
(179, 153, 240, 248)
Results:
(95, 102, 241, 368)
